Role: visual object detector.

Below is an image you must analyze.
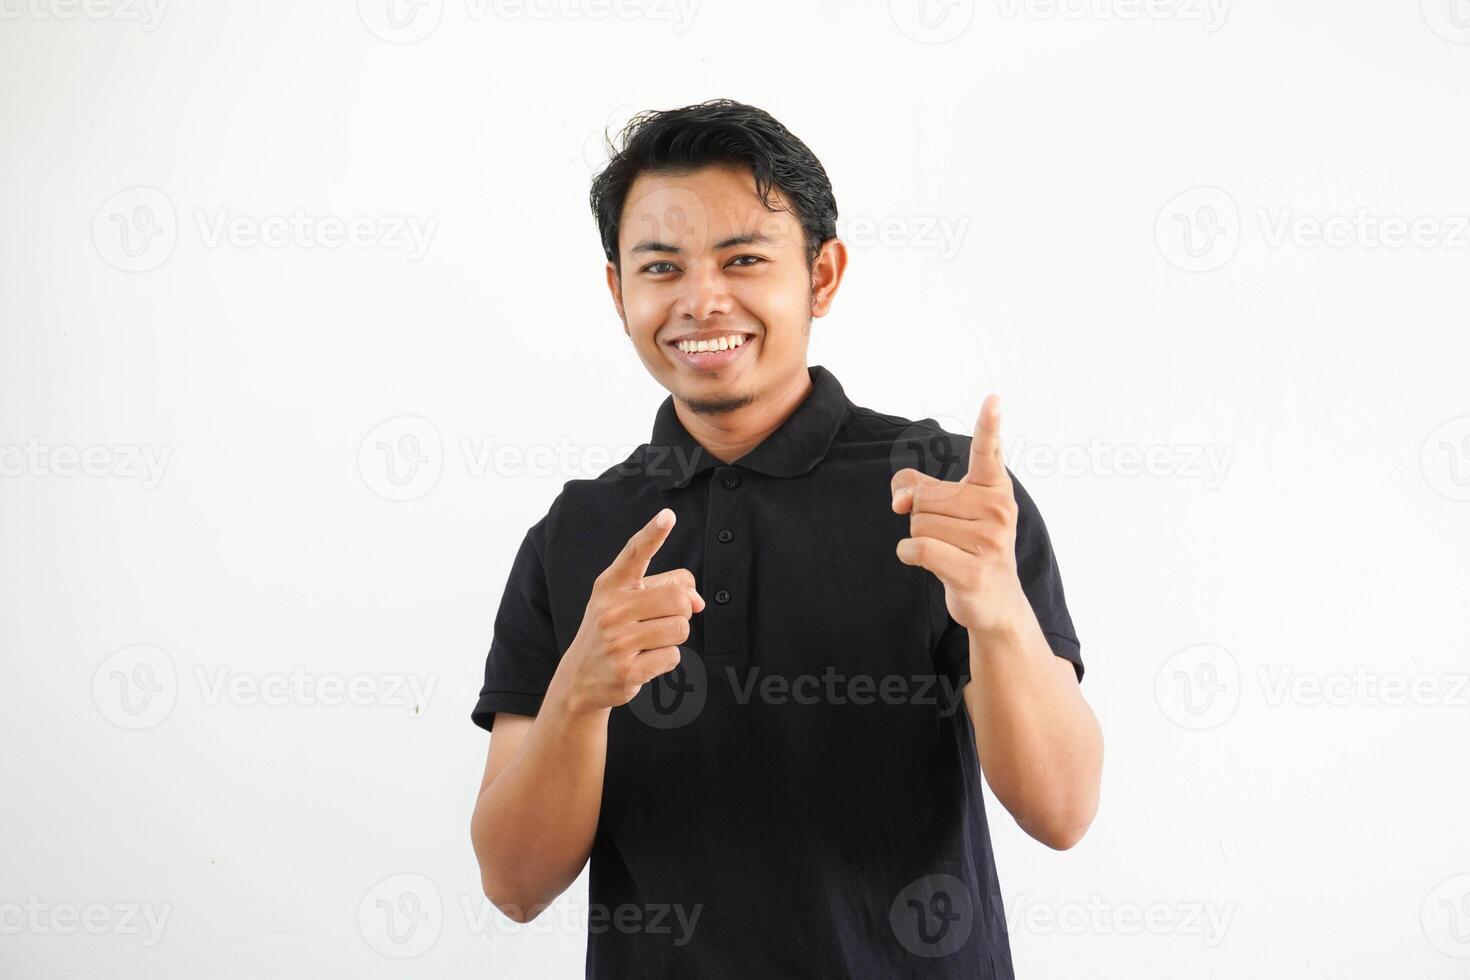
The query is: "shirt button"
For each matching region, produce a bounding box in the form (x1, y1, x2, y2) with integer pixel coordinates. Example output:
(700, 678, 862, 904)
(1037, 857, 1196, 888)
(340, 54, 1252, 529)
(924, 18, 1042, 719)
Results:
(714, 589, 731, 604)
(717, 529, 733, 543)
(722, 475, 741, 489)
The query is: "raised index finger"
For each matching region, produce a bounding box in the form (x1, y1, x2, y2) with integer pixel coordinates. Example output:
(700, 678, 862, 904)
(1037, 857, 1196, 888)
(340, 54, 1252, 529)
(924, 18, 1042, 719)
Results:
(604, 508, 675, 587)
(964, 394, 1007, 487)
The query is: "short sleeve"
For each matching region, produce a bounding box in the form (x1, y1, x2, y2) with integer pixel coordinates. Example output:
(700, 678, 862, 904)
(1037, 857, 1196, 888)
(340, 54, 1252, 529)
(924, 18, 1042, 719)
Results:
(933, 468, 1083, 687)
(471, 514, 563, 732)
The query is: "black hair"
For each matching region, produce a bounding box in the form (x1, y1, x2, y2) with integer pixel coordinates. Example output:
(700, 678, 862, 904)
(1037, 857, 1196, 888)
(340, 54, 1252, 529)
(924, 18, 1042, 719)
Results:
(589, 99, 838, 275)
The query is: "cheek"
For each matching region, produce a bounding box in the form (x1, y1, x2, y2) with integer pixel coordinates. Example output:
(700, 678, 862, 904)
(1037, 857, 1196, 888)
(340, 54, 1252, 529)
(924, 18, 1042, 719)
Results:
(620, 288, 667, 338)
(738, 266, 811, 334)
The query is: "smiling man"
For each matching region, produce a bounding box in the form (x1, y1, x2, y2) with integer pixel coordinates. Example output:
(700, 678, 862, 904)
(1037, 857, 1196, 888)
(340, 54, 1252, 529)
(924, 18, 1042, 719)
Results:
(469, 98, 1103, 979)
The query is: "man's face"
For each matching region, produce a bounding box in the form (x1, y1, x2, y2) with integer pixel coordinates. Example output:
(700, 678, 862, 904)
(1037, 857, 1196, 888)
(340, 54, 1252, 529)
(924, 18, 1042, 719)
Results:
(607, 163, 839, 416)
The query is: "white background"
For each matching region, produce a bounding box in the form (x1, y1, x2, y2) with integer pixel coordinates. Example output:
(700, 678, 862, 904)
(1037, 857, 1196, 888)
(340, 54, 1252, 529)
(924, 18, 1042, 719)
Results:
(3, 0, 1469, 976)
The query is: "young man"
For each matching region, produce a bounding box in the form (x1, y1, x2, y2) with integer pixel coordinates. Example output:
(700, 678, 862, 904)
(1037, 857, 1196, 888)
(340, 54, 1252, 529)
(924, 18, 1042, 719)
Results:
(470, 98, 1102, 978)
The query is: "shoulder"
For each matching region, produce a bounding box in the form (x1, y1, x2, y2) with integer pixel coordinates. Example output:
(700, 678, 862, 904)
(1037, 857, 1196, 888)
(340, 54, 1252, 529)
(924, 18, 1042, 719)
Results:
(842, 399, 1051, 521)
(530, 442, 663, 547)
(839, 400, 978, 484)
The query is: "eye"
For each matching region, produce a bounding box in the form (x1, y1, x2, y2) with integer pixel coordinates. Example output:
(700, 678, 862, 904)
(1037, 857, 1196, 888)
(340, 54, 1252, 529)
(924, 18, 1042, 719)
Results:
(641, 261, 677, 275)
(729, 255, 766, 268)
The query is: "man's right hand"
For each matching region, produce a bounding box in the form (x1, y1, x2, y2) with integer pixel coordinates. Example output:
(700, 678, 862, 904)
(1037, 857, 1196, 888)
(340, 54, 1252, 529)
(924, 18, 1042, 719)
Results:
(548, 507, 704, 716)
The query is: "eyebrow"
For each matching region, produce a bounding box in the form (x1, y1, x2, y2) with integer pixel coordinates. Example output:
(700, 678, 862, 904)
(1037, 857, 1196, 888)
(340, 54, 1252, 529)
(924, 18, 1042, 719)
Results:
(629, 231, 780, 256)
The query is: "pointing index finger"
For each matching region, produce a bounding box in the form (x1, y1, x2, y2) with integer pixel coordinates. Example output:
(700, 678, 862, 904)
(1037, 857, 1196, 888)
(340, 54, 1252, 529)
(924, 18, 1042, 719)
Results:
(606, 508, 675, 587)
(964, 394, 1007, 487)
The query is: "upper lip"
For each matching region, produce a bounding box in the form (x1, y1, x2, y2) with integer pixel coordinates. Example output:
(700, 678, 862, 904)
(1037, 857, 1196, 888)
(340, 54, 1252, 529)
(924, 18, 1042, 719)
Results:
(666, 330, 755, 345)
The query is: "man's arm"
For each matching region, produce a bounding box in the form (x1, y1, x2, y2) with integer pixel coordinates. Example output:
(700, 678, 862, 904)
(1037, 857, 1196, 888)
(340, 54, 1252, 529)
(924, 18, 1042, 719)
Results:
(470, 508, 702, 921)
(893, 393, 1102, 851)
(470, 688, 610, 921)
(960, 614, 1102, 850)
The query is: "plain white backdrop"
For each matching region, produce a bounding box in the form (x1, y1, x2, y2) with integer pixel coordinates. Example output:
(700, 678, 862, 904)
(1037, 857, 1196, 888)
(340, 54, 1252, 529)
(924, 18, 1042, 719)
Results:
(3, 0, 1469, 976)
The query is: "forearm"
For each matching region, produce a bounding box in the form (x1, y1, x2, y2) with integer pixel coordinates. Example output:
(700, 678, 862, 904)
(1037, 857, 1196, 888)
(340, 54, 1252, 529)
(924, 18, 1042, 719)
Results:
(965, 608, 1102, 850)
(471, 677, 609, 919)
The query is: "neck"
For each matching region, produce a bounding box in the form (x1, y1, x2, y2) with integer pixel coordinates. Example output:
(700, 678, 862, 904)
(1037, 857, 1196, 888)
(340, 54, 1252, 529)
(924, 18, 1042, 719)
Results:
(674, 367, 813, 465)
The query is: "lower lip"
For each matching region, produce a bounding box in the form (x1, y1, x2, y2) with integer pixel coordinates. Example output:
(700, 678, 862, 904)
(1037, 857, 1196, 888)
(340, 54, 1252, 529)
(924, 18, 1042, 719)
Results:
(667, 336, 754, 373)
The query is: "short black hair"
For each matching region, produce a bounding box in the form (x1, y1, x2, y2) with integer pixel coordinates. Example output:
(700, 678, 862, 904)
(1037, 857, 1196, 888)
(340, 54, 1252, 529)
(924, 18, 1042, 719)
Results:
(589, 99, 838, 275)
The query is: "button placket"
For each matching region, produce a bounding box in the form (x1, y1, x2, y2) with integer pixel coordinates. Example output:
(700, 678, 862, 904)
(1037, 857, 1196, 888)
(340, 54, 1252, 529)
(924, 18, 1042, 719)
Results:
(703, 467, 747, 664)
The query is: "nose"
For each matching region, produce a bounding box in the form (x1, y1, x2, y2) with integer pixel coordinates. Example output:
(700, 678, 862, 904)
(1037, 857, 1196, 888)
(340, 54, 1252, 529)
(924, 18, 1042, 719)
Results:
(673, 258, 734, 322)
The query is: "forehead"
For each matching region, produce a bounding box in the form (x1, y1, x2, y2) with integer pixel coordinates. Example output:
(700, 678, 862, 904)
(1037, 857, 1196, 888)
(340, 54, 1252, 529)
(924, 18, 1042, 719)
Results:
(619, 164, 801, 254)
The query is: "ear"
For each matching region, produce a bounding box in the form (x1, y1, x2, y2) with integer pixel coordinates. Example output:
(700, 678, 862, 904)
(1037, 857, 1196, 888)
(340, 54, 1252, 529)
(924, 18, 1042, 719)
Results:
(809, 238, 848, 318)
(605, 261, 627, 334)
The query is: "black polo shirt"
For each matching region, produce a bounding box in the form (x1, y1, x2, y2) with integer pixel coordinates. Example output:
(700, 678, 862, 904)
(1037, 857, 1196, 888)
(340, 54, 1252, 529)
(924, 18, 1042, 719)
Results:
(472, 364, 1082, 979)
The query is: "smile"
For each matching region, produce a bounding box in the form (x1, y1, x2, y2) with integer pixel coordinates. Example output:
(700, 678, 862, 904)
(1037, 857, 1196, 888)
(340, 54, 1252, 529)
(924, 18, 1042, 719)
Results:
(666, 333, 755, 372)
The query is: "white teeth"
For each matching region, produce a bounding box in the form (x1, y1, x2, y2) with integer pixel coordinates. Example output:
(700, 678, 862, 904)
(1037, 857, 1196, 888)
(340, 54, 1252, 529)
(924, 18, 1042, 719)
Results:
(676, 334, 747, 354)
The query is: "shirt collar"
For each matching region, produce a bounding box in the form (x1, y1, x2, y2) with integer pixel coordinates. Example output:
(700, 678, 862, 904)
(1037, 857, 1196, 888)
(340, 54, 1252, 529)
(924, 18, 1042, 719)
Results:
(645, 364, 851, 490)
